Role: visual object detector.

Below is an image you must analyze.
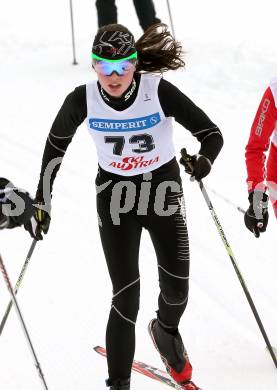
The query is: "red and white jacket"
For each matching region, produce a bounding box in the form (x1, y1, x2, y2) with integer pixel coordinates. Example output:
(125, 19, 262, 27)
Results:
(245, 78, 277, 193)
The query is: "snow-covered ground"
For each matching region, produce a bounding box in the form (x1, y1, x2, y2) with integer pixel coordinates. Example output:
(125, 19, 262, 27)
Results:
(0, 1, 276, 389)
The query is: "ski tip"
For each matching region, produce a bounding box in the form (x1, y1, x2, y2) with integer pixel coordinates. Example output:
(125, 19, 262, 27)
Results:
(93, 345, 107, 357)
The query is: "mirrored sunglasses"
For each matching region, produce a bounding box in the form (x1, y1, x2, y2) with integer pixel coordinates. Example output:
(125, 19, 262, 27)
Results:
(92, 52, 137, 76)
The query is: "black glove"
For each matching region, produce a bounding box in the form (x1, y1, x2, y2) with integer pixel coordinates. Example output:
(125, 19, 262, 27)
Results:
(0, 178, 15, 229)
(24, 200, 51, 240)
(180, 148, 212, 181)
(244, 191, 269, 238)
(0, 178, 35, 229)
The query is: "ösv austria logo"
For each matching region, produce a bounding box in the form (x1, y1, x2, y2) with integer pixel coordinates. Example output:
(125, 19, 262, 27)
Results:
(109, 155, 160, 171)
(89, 113, 161, 132)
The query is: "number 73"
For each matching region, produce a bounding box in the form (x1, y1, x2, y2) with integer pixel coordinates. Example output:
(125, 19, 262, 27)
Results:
(105, 134, 155, 155)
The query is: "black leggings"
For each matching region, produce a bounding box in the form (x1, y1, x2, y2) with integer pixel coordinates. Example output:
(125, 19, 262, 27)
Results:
(95, 0, 159, 31)
(96, 177, 190, 380)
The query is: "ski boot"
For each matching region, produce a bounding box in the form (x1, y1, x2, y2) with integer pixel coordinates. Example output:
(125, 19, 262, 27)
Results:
(105, 378, 130, 390)
(148, 318, 201, 390)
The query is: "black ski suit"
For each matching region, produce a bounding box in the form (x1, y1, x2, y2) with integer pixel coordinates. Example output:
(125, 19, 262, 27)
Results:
(35, 73, 223, 381)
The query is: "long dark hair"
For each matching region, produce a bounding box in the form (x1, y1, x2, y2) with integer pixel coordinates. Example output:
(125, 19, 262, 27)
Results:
(135, 23, 185, 73)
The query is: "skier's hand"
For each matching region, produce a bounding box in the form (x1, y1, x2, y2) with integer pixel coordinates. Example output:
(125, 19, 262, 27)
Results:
(180, 148, 212, 181)
(0, 177, 35, 229)
(244, 191, 268, 238)
(24, 201, 51, 240)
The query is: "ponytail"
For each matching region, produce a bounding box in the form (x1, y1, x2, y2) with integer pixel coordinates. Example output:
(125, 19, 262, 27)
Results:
(135, 23, 185, 73)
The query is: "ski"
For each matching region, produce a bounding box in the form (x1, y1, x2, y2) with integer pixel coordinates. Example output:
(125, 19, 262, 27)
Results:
(94, 345, 183, 389)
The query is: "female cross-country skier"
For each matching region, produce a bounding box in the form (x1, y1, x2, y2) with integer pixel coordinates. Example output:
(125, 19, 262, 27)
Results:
(25, 23, 223, 390)
(245, 77, 277, 237)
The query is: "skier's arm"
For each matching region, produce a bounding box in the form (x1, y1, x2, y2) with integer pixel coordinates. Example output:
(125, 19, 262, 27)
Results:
(158, 78, 223, 164)
(36, 85, 87, 200)
(245, 87, 277, 192)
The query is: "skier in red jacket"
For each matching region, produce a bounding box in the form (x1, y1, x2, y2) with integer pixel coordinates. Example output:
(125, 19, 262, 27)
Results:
(245, 78, 277, 237)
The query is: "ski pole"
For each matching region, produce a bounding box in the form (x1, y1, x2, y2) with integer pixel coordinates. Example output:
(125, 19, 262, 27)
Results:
(69, 0, 78, 65)
(0, 253, 49, 389)
(205, 186, 246, 214)
(180, 148, 277, 369)
(166, 0, 176, 38)
(0, 239, 37, 336)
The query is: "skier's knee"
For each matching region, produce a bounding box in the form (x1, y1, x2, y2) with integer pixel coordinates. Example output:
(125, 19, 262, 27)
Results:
(112, 281, 140, 322)
(158, 264, 189, 306)
(160, 280, 189, 306)
(161, 290, 188, 306)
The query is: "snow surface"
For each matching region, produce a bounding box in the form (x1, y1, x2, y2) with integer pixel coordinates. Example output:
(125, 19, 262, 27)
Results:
(0, 0, 276, 389)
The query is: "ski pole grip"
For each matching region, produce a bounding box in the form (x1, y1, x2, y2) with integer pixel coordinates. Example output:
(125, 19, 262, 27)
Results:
(180, 147, 192, 161)
(180, 148, 194, 172)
